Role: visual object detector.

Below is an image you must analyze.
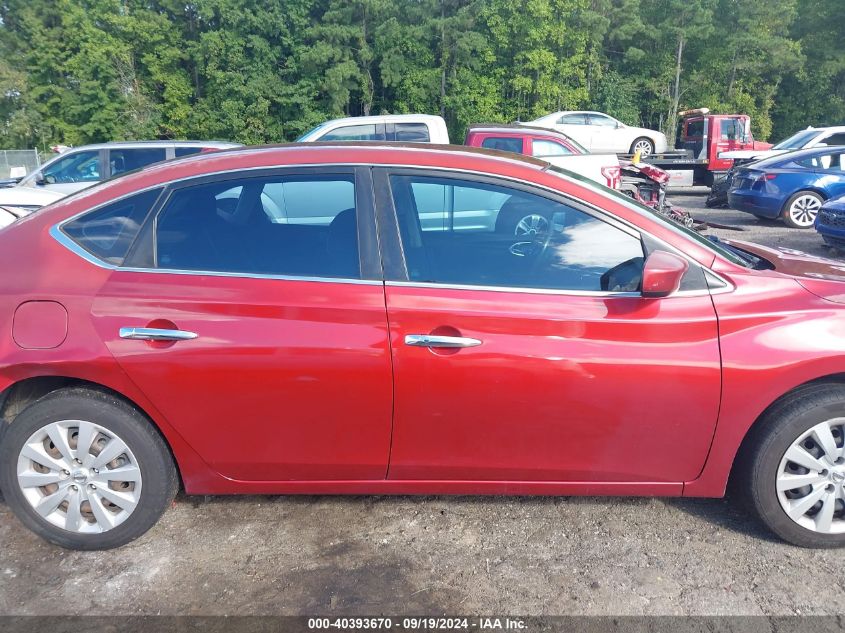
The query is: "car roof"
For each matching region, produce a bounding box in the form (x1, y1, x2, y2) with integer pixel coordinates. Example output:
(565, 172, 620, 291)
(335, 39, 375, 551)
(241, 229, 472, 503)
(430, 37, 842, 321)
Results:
(313, 114, 445, 126)
(54, 140, 241, 152)
(469, 122, 570, 136)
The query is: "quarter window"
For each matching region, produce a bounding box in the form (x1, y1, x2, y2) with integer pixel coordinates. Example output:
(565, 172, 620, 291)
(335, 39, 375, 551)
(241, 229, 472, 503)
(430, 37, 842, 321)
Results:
(63, 188, 162, 264)
(390, 174, 644, 292)
(155, 175, 360, 278)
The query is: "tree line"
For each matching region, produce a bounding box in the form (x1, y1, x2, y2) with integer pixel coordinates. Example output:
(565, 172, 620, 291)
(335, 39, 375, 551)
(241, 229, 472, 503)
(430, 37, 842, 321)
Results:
(0, 0, 842, 150)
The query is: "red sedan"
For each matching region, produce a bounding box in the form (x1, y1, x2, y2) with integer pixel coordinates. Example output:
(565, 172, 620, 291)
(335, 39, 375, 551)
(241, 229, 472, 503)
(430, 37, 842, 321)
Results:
(1, 144, 845, 550)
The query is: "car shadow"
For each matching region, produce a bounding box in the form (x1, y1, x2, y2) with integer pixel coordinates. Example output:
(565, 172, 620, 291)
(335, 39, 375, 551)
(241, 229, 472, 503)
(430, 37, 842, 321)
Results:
(662, 495, 780, 543)
(0, 487, 780, 544)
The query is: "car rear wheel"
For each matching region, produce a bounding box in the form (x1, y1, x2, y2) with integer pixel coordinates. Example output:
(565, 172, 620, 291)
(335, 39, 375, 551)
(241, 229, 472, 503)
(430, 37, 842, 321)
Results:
(0, 388, 177, 550)
(782, 191, 823, 229)
(739, 384, 845, 547)
(630, 137, 655, 157)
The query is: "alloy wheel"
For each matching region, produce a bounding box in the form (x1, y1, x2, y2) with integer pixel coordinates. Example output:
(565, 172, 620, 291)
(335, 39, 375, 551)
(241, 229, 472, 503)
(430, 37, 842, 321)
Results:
(788, 195, 821, 228)
(633, 139, 654, 157)
(16, 420, 142, 534)
(776, 419, 845, 534)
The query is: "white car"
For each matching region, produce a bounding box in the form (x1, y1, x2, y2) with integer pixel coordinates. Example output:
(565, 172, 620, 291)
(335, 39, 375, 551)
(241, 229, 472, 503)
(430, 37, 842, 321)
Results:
(523, 111, 668, 157)
(0, 187, 63, 229)
(296, 114, 450, 144)
(720, 126, 845, 162)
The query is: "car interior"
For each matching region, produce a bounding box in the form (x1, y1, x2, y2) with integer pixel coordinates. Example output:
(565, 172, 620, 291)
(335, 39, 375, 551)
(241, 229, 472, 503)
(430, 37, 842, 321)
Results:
(155, 177, 360, 278)
(390, 175, 645, 292)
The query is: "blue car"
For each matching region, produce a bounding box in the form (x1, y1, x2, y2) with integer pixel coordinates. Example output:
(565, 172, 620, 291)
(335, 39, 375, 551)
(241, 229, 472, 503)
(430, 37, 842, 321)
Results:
(727, 146, 845, 228)
(815, 195, 845, 247)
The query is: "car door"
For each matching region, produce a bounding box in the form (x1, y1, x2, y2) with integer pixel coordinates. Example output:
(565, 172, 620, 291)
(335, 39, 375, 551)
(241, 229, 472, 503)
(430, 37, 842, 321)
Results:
(553, 113, 591, 149)
(107, 147, 168, 178)
(816, 151, 845, 198)
(586, 113, 622, 152)
(88, 167, 393, 481)
(374, 168, 721, 484)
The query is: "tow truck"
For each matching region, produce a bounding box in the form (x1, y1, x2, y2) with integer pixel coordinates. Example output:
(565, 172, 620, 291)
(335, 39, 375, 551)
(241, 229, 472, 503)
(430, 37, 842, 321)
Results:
(620, 108, 772, 188)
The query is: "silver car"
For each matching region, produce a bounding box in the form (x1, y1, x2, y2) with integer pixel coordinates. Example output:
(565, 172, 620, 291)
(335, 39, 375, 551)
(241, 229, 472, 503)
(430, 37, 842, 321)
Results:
(16, 140, 240, 195)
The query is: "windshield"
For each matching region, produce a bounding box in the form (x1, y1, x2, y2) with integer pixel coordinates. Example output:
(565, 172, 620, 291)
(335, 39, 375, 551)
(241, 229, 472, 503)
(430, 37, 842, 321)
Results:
(295, 122, 331, 142)
(545, 165, 750, 267)
(773, 129, 818, 150)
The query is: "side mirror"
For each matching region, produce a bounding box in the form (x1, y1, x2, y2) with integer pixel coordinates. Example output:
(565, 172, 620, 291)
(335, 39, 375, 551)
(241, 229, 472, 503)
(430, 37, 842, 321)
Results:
(34, 171, 45, 186)
(642, 250, 689, 298)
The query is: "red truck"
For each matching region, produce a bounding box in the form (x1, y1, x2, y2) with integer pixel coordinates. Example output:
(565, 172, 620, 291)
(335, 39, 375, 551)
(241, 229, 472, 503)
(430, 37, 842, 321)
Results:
(637, 109, 772, 187)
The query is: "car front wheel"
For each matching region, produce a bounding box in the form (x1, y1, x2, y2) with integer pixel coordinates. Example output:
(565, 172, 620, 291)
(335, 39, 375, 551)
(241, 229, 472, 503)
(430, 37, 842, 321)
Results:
(740, 384, 845, 547)
(0, 388, 177, 550)
(782, 191, 823, 228)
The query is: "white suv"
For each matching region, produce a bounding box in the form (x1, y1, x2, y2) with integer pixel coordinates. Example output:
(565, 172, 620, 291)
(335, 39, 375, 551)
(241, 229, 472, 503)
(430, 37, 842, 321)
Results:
(720, 126, 845, 162)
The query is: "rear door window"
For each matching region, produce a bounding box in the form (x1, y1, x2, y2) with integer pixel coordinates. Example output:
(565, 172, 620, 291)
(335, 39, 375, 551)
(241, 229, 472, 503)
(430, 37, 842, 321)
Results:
(62, 188, 162, 264)
(587, 114, 617, 127)
(109, 148, 167, 176)
(175, 147, 204, 157)
(154, 174, 360, 278)
(558, 113, 587, 125)
(393, 123, 430, 142)
(320, 124, 384, 141)
(480, 137, 524, 153)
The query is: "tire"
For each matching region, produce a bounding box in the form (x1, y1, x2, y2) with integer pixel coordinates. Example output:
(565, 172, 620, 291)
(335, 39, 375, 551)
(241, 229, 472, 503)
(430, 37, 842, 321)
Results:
(737, 383, 845, 548)
(782, 190, 824, 229)
(629, 137, 655, 157)
(0, 388, 177, 550)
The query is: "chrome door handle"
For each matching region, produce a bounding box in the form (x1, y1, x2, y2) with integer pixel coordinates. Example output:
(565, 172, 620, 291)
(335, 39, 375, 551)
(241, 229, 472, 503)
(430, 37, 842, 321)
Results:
(404, 334, 482, 348)
(119, 327, 198, 342)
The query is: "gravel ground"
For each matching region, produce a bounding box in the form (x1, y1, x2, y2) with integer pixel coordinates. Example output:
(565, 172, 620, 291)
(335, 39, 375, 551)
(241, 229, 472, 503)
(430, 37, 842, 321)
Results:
(1, 188, 844, 618)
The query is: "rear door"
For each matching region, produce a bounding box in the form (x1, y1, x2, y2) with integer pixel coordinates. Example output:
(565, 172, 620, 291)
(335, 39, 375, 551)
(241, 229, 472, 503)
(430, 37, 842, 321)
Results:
(87, 166, 393, 481)
(374, 168, 721, 484)
(554, 113, 591, 148)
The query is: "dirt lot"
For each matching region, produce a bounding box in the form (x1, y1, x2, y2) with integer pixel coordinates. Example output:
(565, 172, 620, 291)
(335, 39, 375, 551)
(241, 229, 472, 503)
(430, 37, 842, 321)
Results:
(1, 188, 845, 617)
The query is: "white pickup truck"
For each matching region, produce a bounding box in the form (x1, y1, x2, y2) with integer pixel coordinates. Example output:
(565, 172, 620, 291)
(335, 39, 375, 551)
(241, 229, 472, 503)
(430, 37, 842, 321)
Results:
(296, 114, 621, 189)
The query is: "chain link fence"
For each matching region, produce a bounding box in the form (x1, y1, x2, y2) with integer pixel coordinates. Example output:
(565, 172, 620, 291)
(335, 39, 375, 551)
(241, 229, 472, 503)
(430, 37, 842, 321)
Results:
(0, 150, 40, 179)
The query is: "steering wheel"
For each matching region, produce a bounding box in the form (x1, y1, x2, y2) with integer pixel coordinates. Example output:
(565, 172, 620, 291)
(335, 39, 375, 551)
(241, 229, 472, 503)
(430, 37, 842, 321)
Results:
(508, 213, 553, 265)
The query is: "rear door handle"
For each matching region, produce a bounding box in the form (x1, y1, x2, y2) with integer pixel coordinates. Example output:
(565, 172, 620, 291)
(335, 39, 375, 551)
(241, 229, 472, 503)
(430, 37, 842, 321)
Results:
(404, 334, 482, 348)
(119, 327, 198, 342)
